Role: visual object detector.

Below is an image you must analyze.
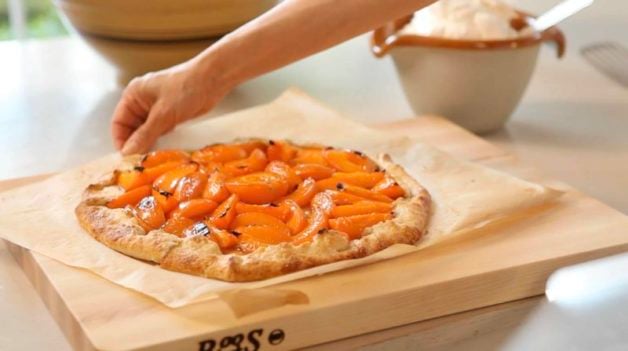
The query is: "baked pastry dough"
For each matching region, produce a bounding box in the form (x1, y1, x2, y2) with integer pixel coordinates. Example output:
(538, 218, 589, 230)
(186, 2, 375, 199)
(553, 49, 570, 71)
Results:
(76, 140, 430, 281)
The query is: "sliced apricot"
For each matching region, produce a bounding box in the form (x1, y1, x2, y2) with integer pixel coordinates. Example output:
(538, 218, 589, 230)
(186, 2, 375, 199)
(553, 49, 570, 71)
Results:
(182, 221, 211, 237)
(199, 162, 224, 175)
(330, 171, 385, 188)
(266, 140, 297, 162)
(153, 163, 198, 194)
(116, 170, 149, 190)
(327, 190, 369, 205)
(291, 148, 328, 166)
(284, 199, 306, 234)
(152, 188, 179, 213)
(225, 172, 290, 204)
(329, 213, 392, 239)
(293, 163, 335, 180)
(209, 194, 238, 229)
(173, 172, 208, 202)
(235, 225, 292, 245)
(266, 161, 301, 190)
(323, 149, 377, 172)
(170, 198, 218, 220)
(141, 150, 189, 168)
(372, 177, 406, 199)
(203, 172, 230, 203)
(291, 192, 334, 244)
(338, 183, 393, 203)
(315, 178, 346, 191)
(133, 196, 166, 231)
(162, 216, 196, 237)
(208, 227, 239, 251)
(106, 185, 151, 209)
(116, 161, 182, 190)
(232, 212, 290, 230)
(234, 202, 290, 221)
(223, 148, 268, 177)
(284, 178, 318, 207)
(331, 201, 393, 218)
(191, 144, 247, 164)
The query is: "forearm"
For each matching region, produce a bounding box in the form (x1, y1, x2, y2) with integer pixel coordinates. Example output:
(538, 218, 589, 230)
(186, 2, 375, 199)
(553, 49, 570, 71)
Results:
(192, 0, 435, 88)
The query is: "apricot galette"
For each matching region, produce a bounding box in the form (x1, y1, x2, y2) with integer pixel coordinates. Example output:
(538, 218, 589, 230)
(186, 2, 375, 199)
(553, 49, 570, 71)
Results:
(76, 140, 430, 281)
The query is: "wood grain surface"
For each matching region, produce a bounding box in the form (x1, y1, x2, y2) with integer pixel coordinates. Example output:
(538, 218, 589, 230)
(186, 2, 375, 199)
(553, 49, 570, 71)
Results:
(2, 116, 628, 351)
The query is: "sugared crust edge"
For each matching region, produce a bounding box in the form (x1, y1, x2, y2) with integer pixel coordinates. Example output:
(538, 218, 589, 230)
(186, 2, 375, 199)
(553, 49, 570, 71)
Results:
(75, 153, 431, 282)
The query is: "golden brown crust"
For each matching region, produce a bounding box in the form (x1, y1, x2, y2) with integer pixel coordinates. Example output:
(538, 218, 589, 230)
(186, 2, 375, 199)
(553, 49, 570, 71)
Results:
(75, 151, 431, 282)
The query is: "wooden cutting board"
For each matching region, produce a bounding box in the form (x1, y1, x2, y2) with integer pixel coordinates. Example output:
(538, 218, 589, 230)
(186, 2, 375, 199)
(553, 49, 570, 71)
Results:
(3, 116, 628, 351)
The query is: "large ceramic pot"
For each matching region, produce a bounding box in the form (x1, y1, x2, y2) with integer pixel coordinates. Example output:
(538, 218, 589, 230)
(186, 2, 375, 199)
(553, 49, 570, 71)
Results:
(54, 0, 277, 40)
(54, 0, 277, 84)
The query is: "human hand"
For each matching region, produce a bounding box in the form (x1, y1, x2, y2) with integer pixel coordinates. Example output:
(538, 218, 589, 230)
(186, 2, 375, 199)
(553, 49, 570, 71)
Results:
(111, 61, 231, 155)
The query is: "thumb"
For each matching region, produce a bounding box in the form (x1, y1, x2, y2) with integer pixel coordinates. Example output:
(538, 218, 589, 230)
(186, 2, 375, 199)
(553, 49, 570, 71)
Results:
(120, 108, 169, 155)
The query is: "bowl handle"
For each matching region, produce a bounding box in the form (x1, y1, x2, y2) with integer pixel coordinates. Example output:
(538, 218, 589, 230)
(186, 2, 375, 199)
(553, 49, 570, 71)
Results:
(371, 16, 411, 58)
(542, 26, 566, 58)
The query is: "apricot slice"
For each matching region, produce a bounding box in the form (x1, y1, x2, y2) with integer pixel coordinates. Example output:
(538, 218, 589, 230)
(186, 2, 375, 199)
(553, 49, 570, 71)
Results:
(338, 183, 393, 203)
(232, 212, 290, 230)
(152, 188, 179, 213)
(133, 196, 166, 231)
(191, 144, 247, 164)
(234, 202, 290, 221)
(116, 161, 182, 190)
(326, 190, 369, 205)
(203, 172, 230, 203)
(225, 172, 290, 204)
(284, 177, 318, 207)
(291, 192, 334, 244)
(329, 213, 392, 239)
(223, 149, 268, 177)
(209, 194, 238, 229)
(235, 225, 292, 245)
(153, 163, 198, 194)
(291, 148, 328, 166)
(331, 201, 393, 218)
(170, 199, 218, 220)
(266, 161, 301, 190)
(106, 185, 151, 209)
(315, 178, 346, 191)
(329, 171, 385, 188)
(199, 162, 223, 175)
(141, 150, 189, 168)
(266, 140, 297, 162)
(208, 227, 239, 251)
(293, 163, 335, 180)
(172, 172, 207, 203)
(323, 149, 378, 172)
(162, 216, 196, 237)
(372, 177, 406, 199)
(284, 199, 306, 234)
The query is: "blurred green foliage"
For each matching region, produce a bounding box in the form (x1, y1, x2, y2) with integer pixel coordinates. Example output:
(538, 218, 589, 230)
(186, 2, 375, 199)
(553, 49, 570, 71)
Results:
(0, 0, 67, 40)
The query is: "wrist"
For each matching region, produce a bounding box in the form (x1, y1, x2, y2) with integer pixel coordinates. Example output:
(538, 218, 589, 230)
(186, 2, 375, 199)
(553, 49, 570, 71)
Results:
(190, 42, 244, 95)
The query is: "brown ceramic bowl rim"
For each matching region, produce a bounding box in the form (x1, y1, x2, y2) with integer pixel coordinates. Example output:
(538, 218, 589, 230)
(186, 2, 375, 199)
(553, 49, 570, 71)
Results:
(371, 12, 566, 58)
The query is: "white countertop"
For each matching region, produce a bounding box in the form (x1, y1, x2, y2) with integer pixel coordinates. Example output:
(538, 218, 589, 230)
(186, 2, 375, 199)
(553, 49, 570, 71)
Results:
(0, 0, 627, 350)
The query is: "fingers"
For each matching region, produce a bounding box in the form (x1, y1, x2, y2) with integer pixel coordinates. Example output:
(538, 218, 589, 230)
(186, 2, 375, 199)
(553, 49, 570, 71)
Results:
(111, 80, 151, 150)
(121, 105, 170, 155)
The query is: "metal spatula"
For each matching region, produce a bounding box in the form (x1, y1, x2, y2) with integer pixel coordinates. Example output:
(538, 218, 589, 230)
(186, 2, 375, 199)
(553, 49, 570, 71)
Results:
(581, 42, 628, 88)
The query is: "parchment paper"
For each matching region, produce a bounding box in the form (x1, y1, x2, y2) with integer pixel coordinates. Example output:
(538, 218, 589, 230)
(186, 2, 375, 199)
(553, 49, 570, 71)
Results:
(0, 89, 561, 308)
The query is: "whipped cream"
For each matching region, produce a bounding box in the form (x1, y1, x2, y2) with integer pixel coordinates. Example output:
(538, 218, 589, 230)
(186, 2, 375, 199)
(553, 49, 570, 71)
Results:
(399, 0, 521, 40)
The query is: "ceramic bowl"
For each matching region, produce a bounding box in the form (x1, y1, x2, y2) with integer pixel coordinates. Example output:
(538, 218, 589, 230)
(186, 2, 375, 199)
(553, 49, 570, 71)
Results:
(371, 14, 565, 133)
(79, 34, 220, 85)
(54, 0, 277, 84)
(54, 0, 277, 40)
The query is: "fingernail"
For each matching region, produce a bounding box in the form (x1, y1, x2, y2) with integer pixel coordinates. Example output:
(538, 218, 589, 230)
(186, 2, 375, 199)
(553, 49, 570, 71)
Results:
(121, 142, 136, 155)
